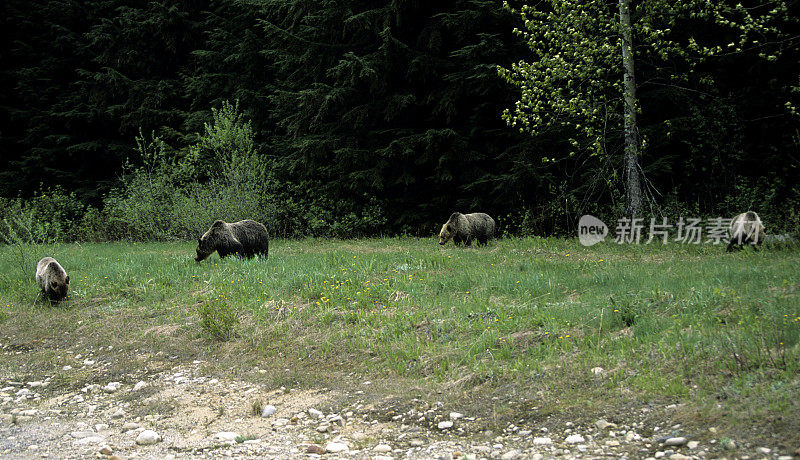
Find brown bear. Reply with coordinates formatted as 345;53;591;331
438;212;496;246
727;211;765;252
35;257;70;301
195;220;269;262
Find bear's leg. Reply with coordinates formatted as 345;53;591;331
726;238;735;252
219;241;244;258
727;236;746;252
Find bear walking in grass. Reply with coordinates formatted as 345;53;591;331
727;211;765;252
438;212;496;247
35;257;70;301
195;220;269;262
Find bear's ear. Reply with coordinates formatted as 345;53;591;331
197;238;202;244
446;225;452;232
65;275;70;284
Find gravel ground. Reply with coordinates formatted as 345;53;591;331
1;351;797;459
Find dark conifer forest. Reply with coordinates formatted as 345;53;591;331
1;0;799;240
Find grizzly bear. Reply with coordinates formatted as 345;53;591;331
438;212;496;246
35;257;70;301
727;211;765;252
195;220;269;262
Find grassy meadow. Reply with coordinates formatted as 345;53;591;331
1;237;799;440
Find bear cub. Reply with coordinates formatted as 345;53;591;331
36;257;70;301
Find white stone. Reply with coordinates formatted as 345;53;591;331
308;408;324;419
687;441;699;449
102;382;121;393
591;367;605;375
437;421;453;430
449;412;464;420
373;444;392;453
133;381;147;391
110;408;125;418
664;437;687;446
72;436;105;446
756;447;771;455
213;432;240;442
533;437;552;445
121;422;139;432
501;450;521;459
565;434;585;444
325;442;349;453
135;430;162;445
669;454;691;460
626;431;642;442
261;405;276;417
595;419;616;430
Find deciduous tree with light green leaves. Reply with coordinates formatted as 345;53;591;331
498;0;791;217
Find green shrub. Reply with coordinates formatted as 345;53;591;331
250;399;263;416
1;100;389;241
0;186;85;244
197;299;238;341
97;101;283;240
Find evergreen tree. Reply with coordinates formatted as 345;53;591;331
262;0;538;233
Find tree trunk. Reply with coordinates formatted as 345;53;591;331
619;0;643;217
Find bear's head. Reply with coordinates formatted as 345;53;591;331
439;223;455;245
195;220;226;262
47;268;69;301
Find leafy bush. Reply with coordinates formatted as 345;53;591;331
93;100;384;240
96;102;279;240
197;298;238;341
0;187;85;244
0;100;388;241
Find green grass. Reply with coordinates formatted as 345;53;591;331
1;237;799;439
